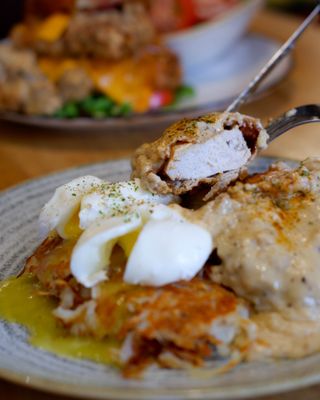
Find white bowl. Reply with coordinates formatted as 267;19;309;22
165;0;264;73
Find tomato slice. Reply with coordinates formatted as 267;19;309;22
150;90;174;109
176;0;197;29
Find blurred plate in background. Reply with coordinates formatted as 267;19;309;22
0;33;291;132
165;0;264;71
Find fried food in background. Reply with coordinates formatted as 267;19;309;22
64;7;154;60
56;67;93;102
13;3;155;60
0;0;183;117
37;44;181;113
0;45;61;115
146;0;240;33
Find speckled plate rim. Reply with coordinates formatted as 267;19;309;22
3;156;320;400
2;363;320;400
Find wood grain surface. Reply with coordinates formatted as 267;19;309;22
0;8;320;400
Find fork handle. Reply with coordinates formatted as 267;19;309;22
267;104;320;142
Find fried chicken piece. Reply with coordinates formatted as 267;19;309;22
148;45;181;90
27;80;63;115
33;39;66;58
202;158;320;320
131;112;268;199
11;3;155;60
125;44;181;92
10;21;67;58
0;44;39;79
0;78;62;115
57;67;93;102
0;44;61;115
64;3;155;60
0;80;29;113
181;158;320;362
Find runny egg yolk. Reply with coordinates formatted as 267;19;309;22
58;207;82;239
118;229;141;258
63;213;140;258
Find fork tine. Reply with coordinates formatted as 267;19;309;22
267;104;320;142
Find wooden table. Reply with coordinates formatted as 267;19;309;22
0;8;320;400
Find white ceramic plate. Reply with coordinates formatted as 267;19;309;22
2;156;320;400
165;0;264;71
0;34;292;132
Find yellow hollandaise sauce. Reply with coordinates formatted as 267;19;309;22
0;274;120;366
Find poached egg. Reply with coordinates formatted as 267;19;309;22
39;176;103;240
39;176;213;288
124;205;213;286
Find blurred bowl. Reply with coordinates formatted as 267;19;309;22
165;0;264;72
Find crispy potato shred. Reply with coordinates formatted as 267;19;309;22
25;235;251;377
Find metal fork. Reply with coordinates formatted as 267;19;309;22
225;3;320;143
226;4;320;113
266;104;320;142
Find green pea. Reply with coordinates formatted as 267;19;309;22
174;85;195;103
80;95;114;118
54;102;80;119
109;102;132;117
